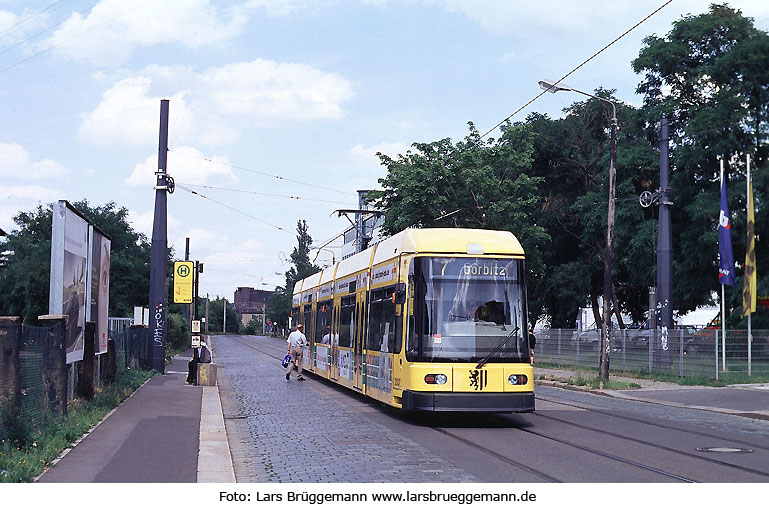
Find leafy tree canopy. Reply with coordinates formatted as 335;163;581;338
633;2;769;326
0;200;170;323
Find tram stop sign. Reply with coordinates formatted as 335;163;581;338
173;261;194;304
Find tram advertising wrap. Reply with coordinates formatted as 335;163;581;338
292;228;534;413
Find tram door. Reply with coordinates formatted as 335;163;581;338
353;289;367;391
304;303;314;374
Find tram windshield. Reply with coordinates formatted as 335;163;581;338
408;256;529;363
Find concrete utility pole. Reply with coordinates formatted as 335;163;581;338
656;118;673;368
148;99;171;374
599;109;618;380
205;293;209;334
223;299;227;333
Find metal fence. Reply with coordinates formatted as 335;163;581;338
1;317;148;442
109;318;147;373
535;328;769;380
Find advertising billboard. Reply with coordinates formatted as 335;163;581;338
50;201;112;363
87;226;111;354
50;201;89;364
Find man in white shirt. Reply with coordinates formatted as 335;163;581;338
286;324;307;381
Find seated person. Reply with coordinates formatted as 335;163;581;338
187;347;200;384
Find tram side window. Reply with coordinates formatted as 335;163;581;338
339;296;355;348
368;286;398;353
316;300;332;343
291;307;300;328
303;304;312;337
406;271;430;361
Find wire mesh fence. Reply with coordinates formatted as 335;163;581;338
1;317;148;442
536;328;769;381
1;320;67;440
109;318;147;373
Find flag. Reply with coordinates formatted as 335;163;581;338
718;169;737;287
742;165;756;315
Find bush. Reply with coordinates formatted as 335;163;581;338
166;313;190;354
244;316;262;335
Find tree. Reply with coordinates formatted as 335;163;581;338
266;287;292;331
367;122;550;326
527;96;658;328
284;220;320;291
244;316;262;335
0;205;53;323
0;200;172;323
632;3;769;326
206;296;240;333
267;220;320;331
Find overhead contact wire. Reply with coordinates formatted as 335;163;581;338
176;182;357;206
480;0;673;139
169;148;356;197
176;183;291;234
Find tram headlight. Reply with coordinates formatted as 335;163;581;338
425;374;448;385
508;374;528;385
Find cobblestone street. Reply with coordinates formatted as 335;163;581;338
216;335;479;483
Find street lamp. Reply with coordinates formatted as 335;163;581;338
539;79;618;380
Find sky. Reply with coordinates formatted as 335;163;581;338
1;0;768;303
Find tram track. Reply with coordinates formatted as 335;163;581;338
536;395;769;453
221;335;769;482
528;412;769;480
526;396;769;481
429;426;564;482
432;420;699;483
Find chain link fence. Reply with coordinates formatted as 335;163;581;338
536;328;769;380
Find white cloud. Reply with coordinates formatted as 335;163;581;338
79;60;354;146
127;207;181;239
0;142;68;180
365;1;769;38
0;184;63;231
348;142;406;191
350;142;409;166
42;0;249;66
201;60;353;122
0;7;54;44
125;146;238;188
78;76;192;146
244;0;337;17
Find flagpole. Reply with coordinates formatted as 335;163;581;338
747;154;752;376
721;283;726;371
720;160;727;372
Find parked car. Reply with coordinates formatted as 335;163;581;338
684;326;717;354
570;328;601;351
626;325;698;351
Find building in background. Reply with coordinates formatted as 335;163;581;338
233;287;273;326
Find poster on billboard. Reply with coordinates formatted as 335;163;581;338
50;201;90;364
87;226;111;354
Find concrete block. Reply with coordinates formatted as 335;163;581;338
197;363;217;386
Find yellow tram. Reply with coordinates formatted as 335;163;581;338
290;228;534;412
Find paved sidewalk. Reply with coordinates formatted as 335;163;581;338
36;346;234;483
534;366;769;421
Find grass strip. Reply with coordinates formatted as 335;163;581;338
0;367;154;483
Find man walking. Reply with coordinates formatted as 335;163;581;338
286;324;307;381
